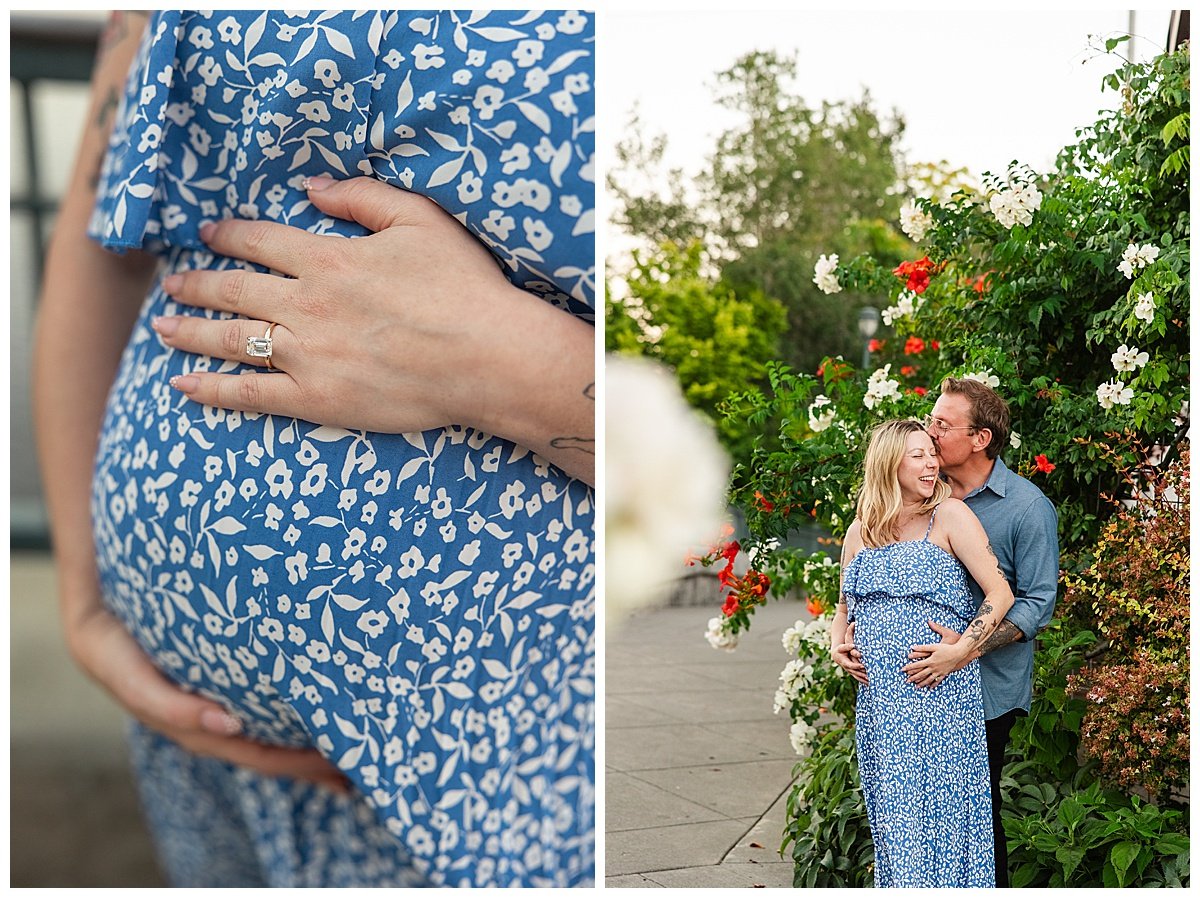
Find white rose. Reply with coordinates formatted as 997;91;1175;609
705;616;739;652
813;254;843;295
808;395;836;432
789;719;818;755
899;200;933;242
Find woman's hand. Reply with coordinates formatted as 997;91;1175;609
831;621;868;686
152;176;595;484
901;621;970;688
65;596;347;792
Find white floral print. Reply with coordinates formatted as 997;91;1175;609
88;10;594;889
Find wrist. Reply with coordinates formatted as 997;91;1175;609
468;287;594;448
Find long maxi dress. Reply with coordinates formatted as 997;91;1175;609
840;507;994;888
86;10;595;888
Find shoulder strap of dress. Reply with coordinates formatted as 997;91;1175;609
923;504;940;540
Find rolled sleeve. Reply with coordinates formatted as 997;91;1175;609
1006;496;1059;639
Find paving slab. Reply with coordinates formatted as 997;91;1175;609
607;722;783;773
619;686;776;725
606;660;732;694
605;819;753;876
634;758;798;820
606;771;727;831
605;873;665;887
606;598;811;886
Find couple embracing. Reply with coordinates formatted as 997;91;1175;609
831;377;1059;888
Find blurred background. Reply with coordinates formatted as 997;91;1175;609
10;10;163;886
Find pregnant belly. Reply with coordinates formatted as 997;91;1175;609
852;595;970;686
91;261;597;753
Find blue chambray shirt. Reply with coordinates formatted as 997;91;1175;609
960;457;1060;720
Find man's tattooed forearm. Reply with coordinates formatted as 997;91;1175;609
977;619;1023;656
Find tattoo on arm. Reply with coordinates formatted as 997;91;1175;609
962;601;994;646
548;382;595;456
977;619;1023;656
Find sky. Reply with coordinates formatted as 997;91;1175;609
601;9;1176;216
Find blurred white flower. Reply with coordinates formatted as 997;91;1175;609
962;370;1001;389
808;395;836;432
1009;431;1022;450
863;365;901;409
789;719;818;755
705;616;739;652
1134;291;1157;322
813;254;842;295
606;355;730;620
1111;344;1149;373
1096;379;1134;410
899;201;933;242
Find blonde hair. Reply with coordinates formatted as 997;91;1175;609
856;419;951;548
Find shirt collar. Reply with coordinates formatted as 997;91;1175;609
966;456;1009;500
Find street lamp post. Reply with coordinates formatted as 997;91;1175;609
858;306;880;369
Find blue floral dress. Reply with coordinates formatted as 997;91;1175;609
87;10;594;888
841;508;994;888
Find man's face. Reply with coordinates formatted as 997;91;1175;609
926;392;978;468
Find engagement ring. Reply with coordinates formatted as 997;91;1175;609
246;322;278;369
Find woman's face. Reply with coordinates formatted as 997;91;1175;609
897;429;940;502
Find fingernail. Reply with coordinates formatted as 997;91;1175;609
170;374;200;394
200;709;243;735
200;221;217;241
162;274;183;294
153;316;178;337
303;176;335;191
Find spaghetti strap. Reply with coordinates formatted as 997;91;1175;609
923;504;941;540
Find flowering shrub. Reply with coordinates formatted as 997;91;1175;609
713;42;1189;887
1062;449;1189;799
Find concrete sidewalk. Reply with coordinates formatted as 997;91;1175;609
605;598;807;888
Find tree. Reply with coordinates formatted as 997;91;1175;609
605;241;787;460
609;50;913;380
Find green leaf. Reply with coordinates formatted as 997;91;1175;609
1155;832;1190;856
1110;840;1141;885
1055;846;1087;881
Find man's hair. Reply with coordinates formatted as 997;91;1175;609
939;377;1010;460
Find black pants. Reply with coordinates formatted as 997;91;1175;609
985;709;1023;888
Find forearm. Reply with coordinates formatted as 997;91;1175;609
830;603;849;652
469;286;595;485
32;10;155;628
954;590;1017;663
